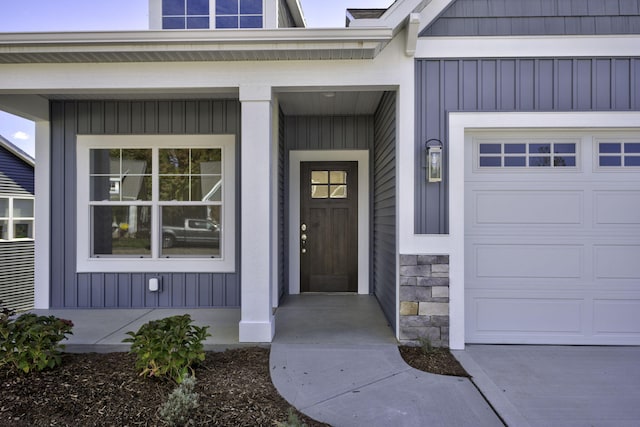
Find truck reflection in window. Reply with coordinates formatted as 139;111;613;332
161;218;220;257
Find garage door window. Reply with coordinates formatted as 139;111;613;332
598;142;640;167
478;141;577;168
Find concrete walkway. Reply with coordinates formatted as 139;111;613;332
455;345;640;427
270;295;502;427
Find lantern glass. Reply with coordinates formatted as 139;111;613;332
427;147;442;182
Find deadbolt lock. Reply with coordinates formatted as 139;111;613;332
301;223;307;231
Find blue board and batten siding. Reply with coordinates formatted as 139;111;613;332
49;100;241;308
373;92;397;329
416;0;640;234
421;0;640;36
0;146;34;196
415;57;640;233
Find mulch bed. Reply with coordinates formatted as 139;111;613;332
398;346;470;377
0;346;468;426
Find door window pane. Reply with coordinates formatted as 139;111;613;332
311;171;328;184
330;185;347;198
330;171;347;184
311;185;329;199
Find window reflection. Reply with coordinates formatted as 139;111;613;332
161;206;221;257
92;205;152;256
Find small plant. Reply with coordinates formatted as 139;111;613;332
418;335;435;355
0;301;74;373
159;375;199;427
274;408;308;427
123;314;210;383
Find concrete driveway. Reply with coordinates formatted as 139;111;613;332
454;345;640;427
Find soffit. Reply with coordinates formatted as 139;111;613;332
0;28;392;64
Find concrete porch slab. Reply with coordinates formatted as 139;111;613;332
30;308;242;352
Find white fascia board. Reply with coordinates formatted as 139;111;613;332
416;35;640;58
0;28;392;46
0;28;393;62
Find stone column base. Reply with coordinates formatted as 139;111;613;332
399;254;450;348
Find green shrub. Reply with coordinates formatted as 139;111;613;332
159;374;199;427
418;335;434;355
123;314;210;383
275;408;308;427
0;301;74;373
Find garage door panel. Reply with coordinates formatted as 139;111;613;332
473;244;583;279
594;191;640;225
473;191;583;225
594;245;640;280
465;131;640;345
593;298;640;334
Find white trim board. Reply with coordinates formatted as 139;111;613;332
288;150;370;295
416;35;640;58
446;111;640;350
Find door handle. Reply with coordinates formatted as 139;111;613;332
301;223;307;254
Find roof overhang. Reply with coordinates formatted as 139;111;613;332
0;28;393;63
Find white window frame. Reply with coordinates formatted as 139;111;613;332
76;135;235;273
0;195;35;241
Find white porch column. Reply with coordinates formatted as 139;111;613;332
34;120;50;308
238;85;275;342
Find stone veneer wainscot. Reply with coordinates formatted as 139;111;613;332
399;255;450;347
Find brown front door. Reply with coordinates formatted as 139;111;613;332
300;161;358;292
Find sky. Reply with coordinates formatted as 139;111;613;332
0;0;394;158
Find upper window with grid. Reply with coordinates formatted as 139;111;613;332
162;0;210;29
216;0;263;28
478;141;577;169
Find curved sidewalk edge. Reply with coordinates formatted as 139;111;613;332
270;343;503;427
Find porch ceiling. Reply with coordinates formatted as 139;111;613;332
278;91;384;115
0;28;392;63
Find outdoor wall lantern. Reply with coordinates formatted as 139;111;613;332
425;138;443;182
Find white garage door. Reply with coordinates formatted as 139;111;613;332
465;131;640;345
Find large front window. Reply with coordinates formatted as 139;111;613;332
0;196;34;240
77;135;235;273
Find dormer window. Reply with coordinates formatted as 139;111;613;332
161;0;263;29
216;0;263;28
162;0;210;29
